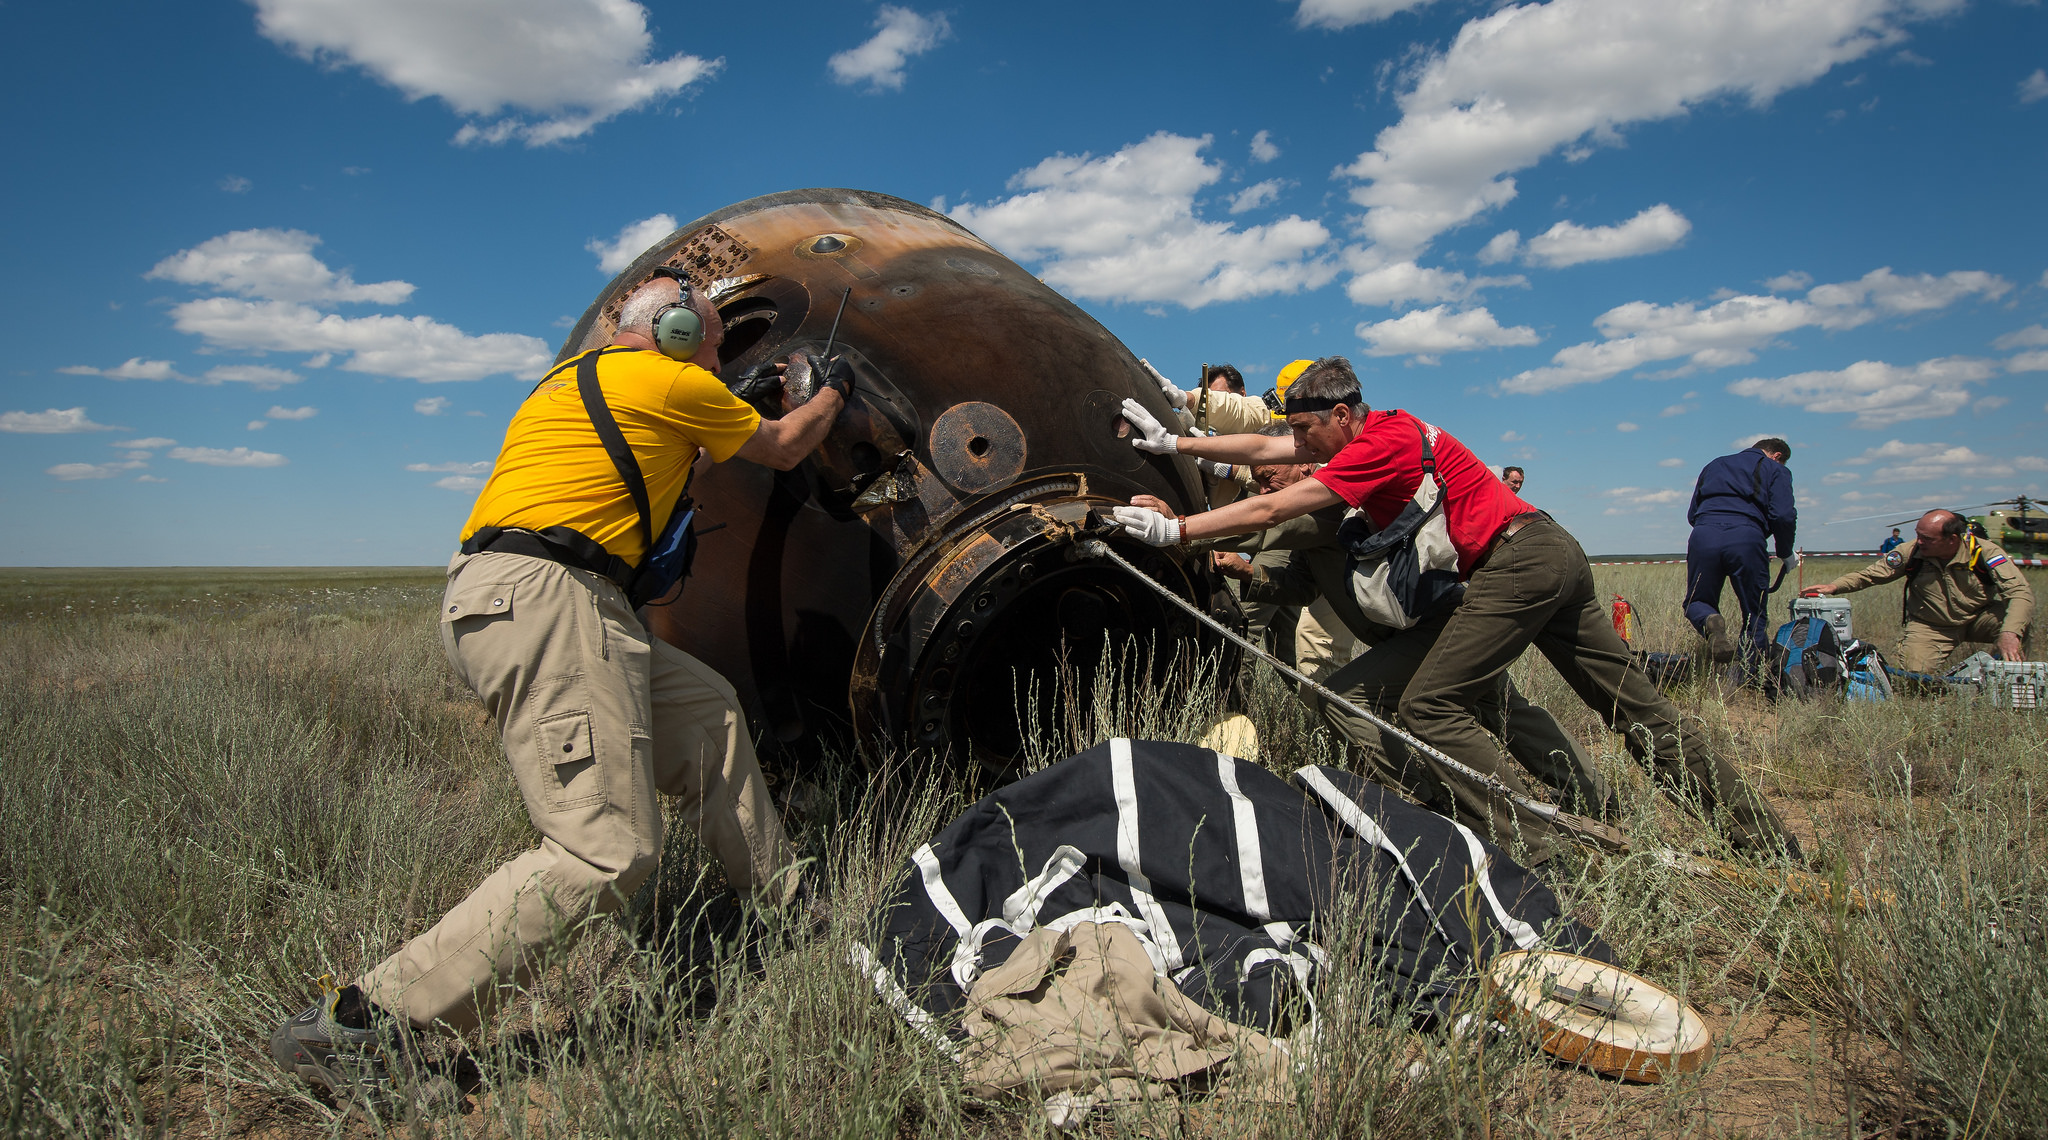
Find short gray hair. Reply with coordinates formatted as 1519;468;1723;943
1286;356;1368;423
617;275;711;338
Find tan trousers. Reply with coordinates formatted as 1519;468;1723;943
1294;597;1359;681
1898;611;2010;674
358;551;795;1033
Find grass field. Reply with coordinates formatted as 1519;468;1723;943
3;559;2045;1138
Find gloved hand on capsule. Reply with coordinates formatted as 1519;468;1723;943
1111;505;1182;547
1139;358;1189;410
1119;398;1178;454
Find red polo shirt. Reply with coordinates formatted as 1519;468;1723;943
1311;410;1534;577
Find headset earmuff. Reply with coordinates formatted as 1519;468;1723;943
646;267;704;362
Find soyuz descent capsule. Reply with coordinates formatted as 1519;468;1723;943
557;188;1229;773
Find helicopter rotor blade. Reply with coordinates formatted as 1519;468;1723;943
1821;502;2006;527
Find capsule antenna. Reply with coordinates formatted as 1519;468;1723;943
821;286;852;359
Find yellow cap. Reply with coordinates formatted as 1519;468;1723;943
1276;359;1313;398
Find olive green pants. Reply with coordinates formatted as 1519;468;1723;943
1308;607;1609;866
357;551;796;1034
1396;519;1796;862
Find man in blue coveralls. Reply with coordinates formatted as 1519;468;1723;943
1686;437;1796;672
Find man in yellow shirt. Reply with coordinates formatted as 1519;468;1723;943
271;268;846;1111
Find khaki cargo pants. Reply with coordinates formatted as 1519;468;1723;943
1898;610;2013;674
358;551;795;1033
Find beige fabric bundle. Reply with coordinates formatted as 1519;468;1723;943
960;921;1293;1109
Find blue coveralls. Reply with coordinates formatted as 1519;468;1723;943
1684;448;1796;657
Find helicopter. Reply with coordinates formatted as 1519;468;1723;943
1973;496;2048;557
1833;496;2048;556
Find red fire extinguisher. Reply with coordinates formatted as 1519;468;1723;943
1611;595;1635;644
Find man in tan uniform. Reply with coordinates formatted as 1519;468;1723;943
1804;508;2034;673
270;269;847;1111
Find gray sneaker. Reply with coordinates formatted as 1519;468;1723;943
269;977;453;1116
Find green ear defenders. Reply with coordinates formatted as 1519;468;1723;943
646;267;704;362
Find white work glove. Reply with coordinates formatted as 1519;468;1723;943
1139;358;1188;410
1781;552;1801;570
1195;457;1235;479
1119;398;1178;454
1111;505;1183;547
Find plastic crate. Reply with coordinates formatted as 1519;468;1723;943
1788;596;1853;643
1947;653;2048;709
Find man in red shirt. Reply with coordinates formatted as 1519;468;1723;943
1112;357;1798;865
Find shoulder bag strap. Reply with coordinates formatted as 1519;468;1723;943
575;351;655;568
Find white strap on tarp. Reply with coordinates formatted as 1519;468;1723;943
1447;821;1540;950
1213;749;1299;949
1296;766;1458;952
1110;738;1186;971
848;941;962;1060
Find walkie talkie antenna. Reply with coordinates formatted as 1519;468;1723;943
821;287;852;359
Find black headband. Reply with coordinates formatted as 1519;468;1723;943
1283;391;1360;415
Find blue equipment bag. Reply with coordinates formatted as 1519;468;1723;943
1839;639;1894;702
1768;616;1845;701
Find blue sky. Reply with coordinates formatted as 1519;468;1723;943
2;0;2044;563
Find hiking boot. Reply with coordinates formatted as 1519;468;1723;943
1702;614;1735;663
270;977;455;1117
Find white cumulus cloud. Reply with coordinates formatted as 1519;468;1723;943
1294;0;1440;28
949;132;1337;308
168;298;549;382
1993;325;2048;351
1229;180;1289;214
203;365;302;389
266;405;319;420
1658;457;1685;467
1476;230;1521;265
829;6;950;91
2020;69;2048;104
47;460;147;481
1355;305;1539;360
1335;0;1956;258
113;437;176;449
59;358;187;381
1521;204;1692;268
1616;421;1640;432
1342;248;1524;307
1249;130;1280;163
587;213;677;275
415;396;451;415
168;446;288;468
405;460;493;474
1603;486;1686;515
1726;356;1999;429
1501;266;2008;394
435;475;487;491
252;0;720;146
1836;440;2048;485
2;407;120;434
147;229;413;304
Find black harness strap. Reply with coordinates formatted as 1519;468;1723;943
576;351;657;566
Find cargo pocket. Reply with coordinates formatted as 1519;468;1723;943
534;709;606;811
443;581;515;623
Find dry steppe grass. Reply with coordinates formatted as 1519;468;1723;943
2;560;2044;1138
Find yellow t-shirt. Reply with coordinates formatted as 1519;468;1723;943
461;346;761;565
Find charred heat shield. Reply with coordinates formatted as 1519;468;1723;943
558;188;1233;776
